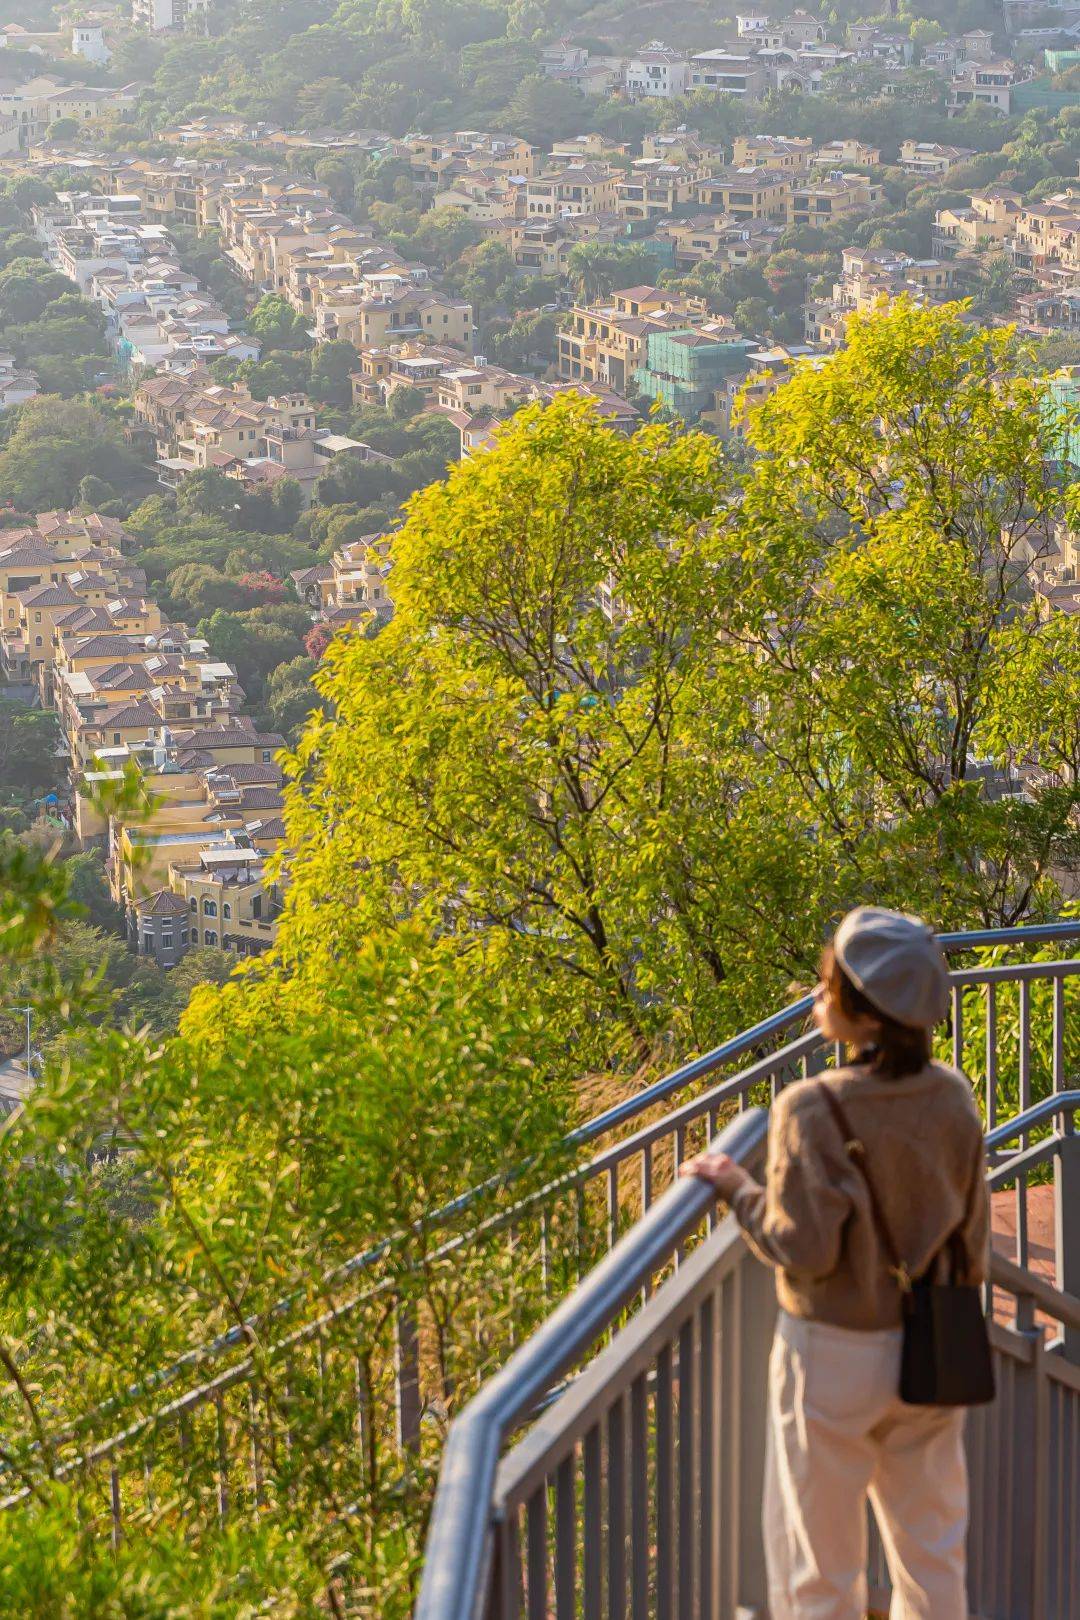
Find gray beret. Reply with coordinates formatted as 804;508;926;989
833;906;950;1030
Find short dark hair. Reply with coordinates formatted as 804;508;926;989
820;942;931;1080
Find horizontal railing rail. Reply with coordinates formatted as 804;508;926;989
50;921;1080;1413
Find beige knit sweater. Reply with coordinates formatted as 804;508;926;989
730;1061;990;1331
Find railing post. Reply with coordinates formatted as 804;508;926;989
736;1255;776;1617
395;1307;422;1453
1054;1133;1080;1363
1005;1326;1049;1619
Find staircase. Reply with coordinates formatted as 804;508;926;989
416;926;1080;1620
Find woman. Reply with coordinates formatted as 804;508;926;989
682;906;989;1620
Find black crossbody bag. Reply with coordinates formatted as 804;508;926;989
818;1084;995;1408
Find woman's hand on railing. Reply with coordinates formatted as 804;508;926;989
679;1151;756;1202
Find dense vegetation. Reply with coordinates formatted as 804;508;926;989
2;304;1080;1611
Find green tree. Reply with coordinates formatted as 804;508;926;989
498;73;589;146
0;398;142;513
0;703;62;801
247;293;311;352
279;307;1080;1064
0;259;77;325
734;296;770;334
264;653;320;738
308;338;360;408
386;383;425;421
64;851;125;936
565;240;659;303
195;607;304;699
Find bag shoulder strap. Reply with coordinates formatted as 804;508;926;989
816;1082;913;1293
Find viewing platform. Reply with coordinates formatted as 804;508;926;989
417;923;1080;1620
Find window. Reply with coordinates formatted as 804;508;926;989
252;896;262;919
203;898;217;917
204;929;218;946
262;750;272;763
113;732;121;744
223;903;232;920
189;896;197;911
35;637;42;647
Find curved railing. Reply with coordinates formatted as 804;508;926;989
419;1090;1080;1620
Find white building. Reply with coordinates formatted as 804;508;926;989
132;0;213;30
624;43;691;99
72;23;110;65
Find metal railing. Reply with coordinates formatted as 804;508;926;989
420;1093;1080;1620
4;923;1080;1554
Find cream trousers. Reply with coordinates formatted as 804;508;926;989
764;1311;969;1620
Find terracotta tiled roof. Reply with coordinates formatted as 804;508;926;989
207;762;283;786
84;700;162;731
14;583;83;608
238;786;285;810
250;816;286;839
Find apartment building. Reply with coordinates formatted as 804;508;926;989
403;132;539;186
932;188;1023;255
102;158;251;233
948;59;1019;115
616;159;710;222
557;285;712;393
526;163;620;218
1016;289;1080;331
787;172;882;227
0;513;146;685
1011;193;1080;277
291;532;394;628
731;134;813;172
134;374;316;467
132;0;213;31
0;76;137;147
550;133;632;163
103;274;260;375
898;140;977;176
688;51;769;99
59;633;244;768
708;343;823;438
633;326;757;423
640;132;713;164
349;341;466;406
833;247;955;313
159;852;282;961
809;138;882;167
494;212;626;277
654;213;784;269
433;364;531;415
432;170;523;220
76;726;285;913
318;284;472;350
623;44;691;98
696;167;792;221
